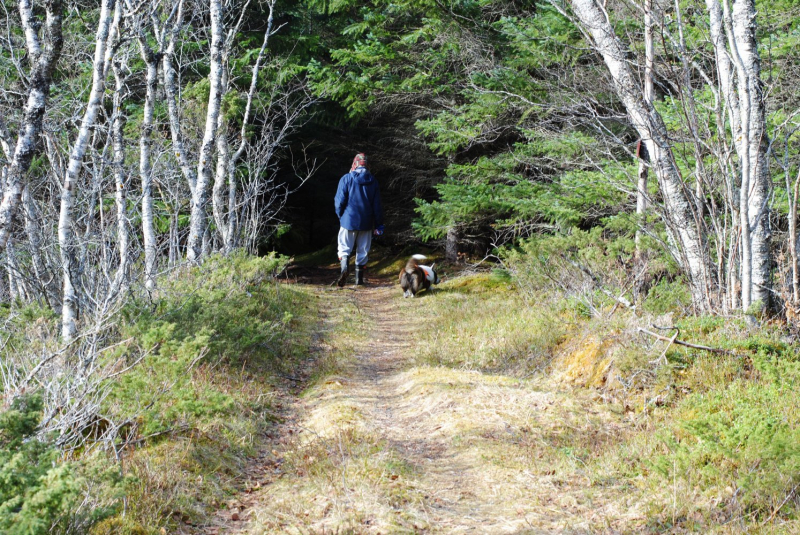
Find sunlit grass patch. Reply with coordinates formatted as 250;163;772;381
402;273;567;374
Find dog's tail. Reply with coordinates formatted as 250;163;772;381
405;254;426;274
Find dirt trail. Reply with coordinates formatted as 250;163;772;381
204;272;639;534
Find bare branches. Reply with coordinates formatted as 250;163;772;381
0;0;312;451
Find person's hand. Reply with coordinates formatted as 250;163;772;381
374;225;385;236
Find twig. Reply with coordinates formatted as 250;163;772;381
638;327;730;354
649;328;679;365
764;483;799;525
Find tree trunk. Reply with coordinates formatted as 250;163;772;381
725;0;771;311
58;0;115;342
139;53;159;290
789;169;800;309
187;0;225;262
162;0;198;197
213;66;231;252
0;0;64;253
169;211;179;267
446;226;461;263
109;63;130;300
635;0;654;260
568;0;715;311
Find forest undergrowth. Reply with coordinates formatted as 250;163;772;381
4;250;800;533
0;254;323;534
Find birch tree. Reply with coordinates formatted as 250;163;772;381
161;0;198;198
213;1;277;254
133;8;163;291
186;0;225;262
563;0;716;311
723;0;771;311
107;49;132;303
58;0;117;341
0;0;64;253
634;0;655;301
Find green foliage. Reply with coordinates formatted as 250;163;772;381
0;395;124;534
642;278;692;315
109;253;296;436
413;141;631;240
0;252;319;532
654;350;800;516
304;0;481;118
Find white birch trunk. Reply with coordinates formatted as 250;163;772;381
720;0;771;311
138;51;159;290
706;0;740;135
0;0;64;252
169;211;179;267
108;64;130;301
213;67;231;251
635;0;654;260
787;168;800;309
186;0;225;262
568;0;715;311
707;0;741;311
58;0;115;342
162;0;198;197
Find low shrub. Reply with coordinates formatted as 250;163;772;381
0;394;126;534
651;349;800;519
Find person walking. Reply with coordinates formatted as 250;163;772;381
335;153;384;287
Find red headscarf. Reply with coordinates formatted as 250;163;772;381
350;153;368;172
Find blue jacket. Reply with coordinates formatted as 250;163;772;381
335;167;384;231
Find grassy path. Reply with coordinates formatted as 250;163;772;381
205;270;640;534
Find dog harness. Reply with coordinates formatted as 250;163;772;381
419;265;436;283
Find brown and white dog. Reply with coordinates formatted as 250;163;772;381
399;254;440;298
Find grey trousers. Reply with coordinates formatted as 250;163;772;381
337;228;372;266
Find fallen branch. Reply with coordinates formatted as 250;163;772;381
637;327;731;354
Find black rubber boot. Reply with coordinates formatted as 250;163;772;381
355;265;366;286
337;255;349;287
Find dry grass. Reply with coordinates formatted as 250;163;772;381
242;278;649;534
234;271;800;534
